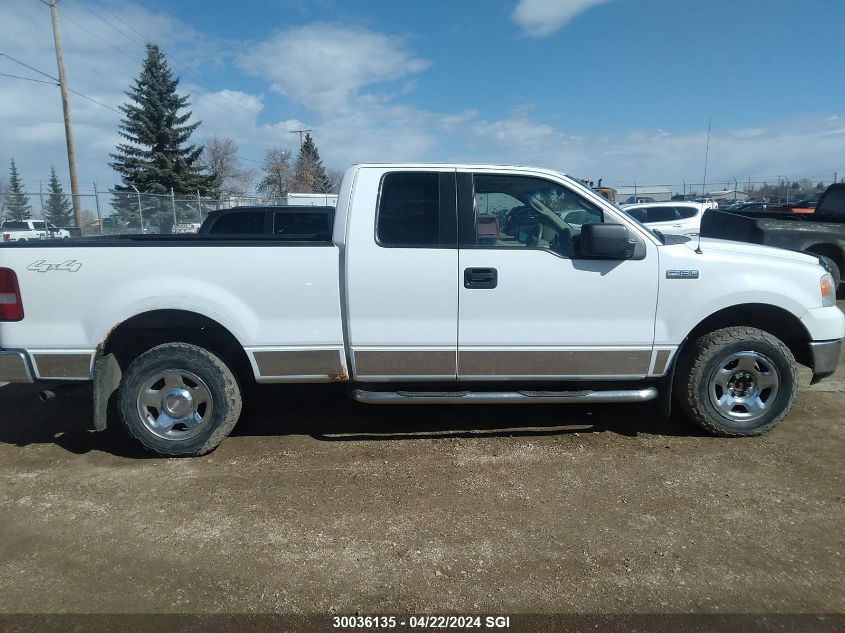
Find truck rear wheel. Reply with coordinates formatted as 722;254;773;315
117;342;242;456
675;326;798;437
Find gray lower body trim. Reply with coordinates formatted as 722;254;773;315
458;349;651;377
0;350;34;383
353;388;658;405
253;349;345;380
651;349;674;375
354;350;455;377
809;339;842;377
31;353;93;380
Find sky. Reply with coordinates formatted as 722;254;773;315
1;0;844;196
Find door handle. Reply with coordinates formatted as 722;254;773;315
464;267;498;289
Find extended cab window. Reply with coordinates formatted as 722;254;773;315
377;172;439;246
472;174;602;257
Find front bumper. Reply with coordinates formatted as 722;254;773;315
809;339;842;383
0;350;34;383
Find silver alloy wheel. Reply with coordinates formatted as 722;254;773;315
135;369;214;441
708;351;780;422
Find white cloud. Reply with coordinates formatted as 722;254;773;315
237;24;429;114
511;0;615;38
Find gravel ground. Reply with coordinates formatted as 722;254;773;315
0;306;843;619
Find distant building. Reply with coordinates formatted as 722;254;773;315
287;193;338;207
614;186;672;203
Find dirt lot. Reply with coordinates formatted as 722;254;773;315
1;308;843;620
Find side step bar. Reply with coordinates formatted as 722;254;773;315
352;388;658;405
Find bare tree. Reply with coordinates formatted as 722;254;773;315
257;147;294;198
200;136;255;197
327;169;344;194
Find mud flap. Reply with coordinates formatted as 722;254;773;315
92;352;121;431
655;361;677;418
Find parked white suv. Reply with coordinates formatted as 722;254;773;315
1;220;71;241
621;202;710;237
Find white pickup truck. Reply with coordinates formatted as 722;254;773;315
0;164;842;456
1;219;72;242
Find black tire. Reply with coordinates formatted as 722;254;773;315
818;255;841;289
674;326;798;437
117;342;242;456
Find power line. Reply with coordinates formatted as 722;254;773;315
68;0;147;51
88;0;153;45
0;52;57;80
0;51;120;114
56;7;143;64
0;71;57;85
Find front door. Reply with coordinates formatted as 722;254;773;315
457;171;659;380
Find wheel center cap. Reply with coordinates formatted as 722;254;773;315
163;388;193;418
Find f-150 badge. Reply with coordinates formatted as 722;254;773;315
666;269;699;279
27;259;82;273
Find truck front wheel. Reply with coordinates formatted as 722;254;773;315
117;342;242;456
675;327;798;436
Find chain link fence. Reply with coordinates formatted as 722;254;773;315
2;178;840;238
2;190;288;237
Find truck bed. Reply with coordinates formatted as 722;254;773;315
0;238;346;382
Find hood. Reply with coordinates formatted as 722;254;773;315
682;237;821;266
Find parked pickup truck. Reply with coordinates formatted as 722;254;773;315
2;220;72;241
700;183;845;287
0;164;842;456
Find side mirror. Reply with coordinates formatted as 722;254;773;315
577;223;636;259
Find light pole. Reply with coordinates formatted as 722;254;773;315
130;184;144;232
778;176;789;205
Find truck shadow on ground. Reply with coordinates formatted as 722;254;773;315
0;381;705;457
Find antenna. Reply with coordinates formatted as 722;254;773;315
696;115;711;254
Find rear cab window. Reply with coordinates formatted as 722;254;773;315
376;172;456;247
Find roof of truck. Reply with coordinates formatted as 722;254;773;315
350;163;571;176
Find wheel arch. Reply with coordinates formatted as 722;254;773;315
804;242;844;270
101;309;254;382
681;303;812;368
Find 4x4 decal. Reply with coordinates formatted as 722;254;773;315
27;259;82;273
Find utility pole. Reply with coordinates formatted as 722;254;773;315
289;129;312;148
48;0;83;234
701;115;711;201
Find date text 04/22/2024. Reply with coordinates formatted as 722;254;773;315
332;615;511;628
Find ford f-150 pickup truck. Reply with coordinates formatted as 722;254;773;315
0;164;842;456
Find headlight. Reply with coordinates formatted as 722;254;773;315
820;273;836;307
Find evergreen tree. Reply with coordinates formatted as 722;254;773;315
110;44;212;227
44;166;73;227
5;159;31;221
293;133;331;193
